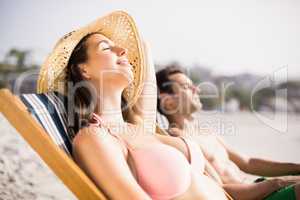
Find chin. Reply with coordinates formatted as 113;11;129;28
192;98;202;110
189;102;202;114
196;102;202;111
115;68;133;84
119;78;132;89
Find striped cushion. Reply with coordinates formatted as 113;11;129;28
156;112;169;130
20;92;73;157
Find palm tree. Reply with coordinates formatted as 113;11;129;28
5;48;31;70
0;48;33;89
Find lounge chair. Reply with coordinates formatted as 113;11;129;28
0;88;106;200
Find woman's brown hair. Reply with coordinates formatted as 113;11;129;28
66;32;98;135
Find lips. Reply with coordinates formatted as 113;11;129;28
117;58;129;65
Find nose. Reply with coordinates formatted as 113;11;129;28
113;46;127;57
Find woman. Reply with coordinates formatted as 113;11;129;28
37;11;231;200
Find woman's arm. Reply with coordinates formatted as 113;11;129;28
133;41;157;115
72;126;151;200
130;41;157;127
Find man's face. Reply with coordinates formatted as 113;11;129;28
166;73;202;115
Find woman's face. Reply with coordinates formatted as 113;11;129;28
81;33;133;90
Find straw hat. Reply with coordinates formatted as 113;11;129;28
37;10;145;106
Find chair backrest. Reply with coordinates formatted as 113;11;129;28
20;92;73;156
155;112;170;135
156;111;169;129
0;89;106;200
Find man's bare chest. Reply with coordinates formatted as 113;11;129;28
193;135;229;162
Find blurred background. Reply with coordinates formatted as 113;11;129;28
1;0;300;112
0;1;299;199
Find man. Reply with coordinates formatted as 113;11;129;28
156;65;300;200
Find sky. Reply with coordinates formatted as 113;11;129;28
1;0;300;79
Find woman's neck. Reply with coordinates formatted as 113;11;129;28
94;87;124;124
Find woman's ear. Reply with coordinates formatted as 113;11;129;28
78;63;91;80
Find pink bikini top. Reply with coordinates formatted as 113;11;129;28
90;113;206;200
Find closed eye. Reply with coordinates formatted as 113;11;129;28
98;41;112;51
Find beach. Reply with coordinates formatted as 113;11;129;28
0;112;299;199
0;113;76;200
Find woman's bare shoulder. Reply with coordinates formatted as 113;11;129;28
71;126;149;200
72;125;126;157
73;126;106;146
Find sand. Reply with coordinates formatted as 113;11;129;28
0;114;76;200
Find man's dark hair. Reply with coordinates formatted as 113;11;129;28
156;65;185;114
